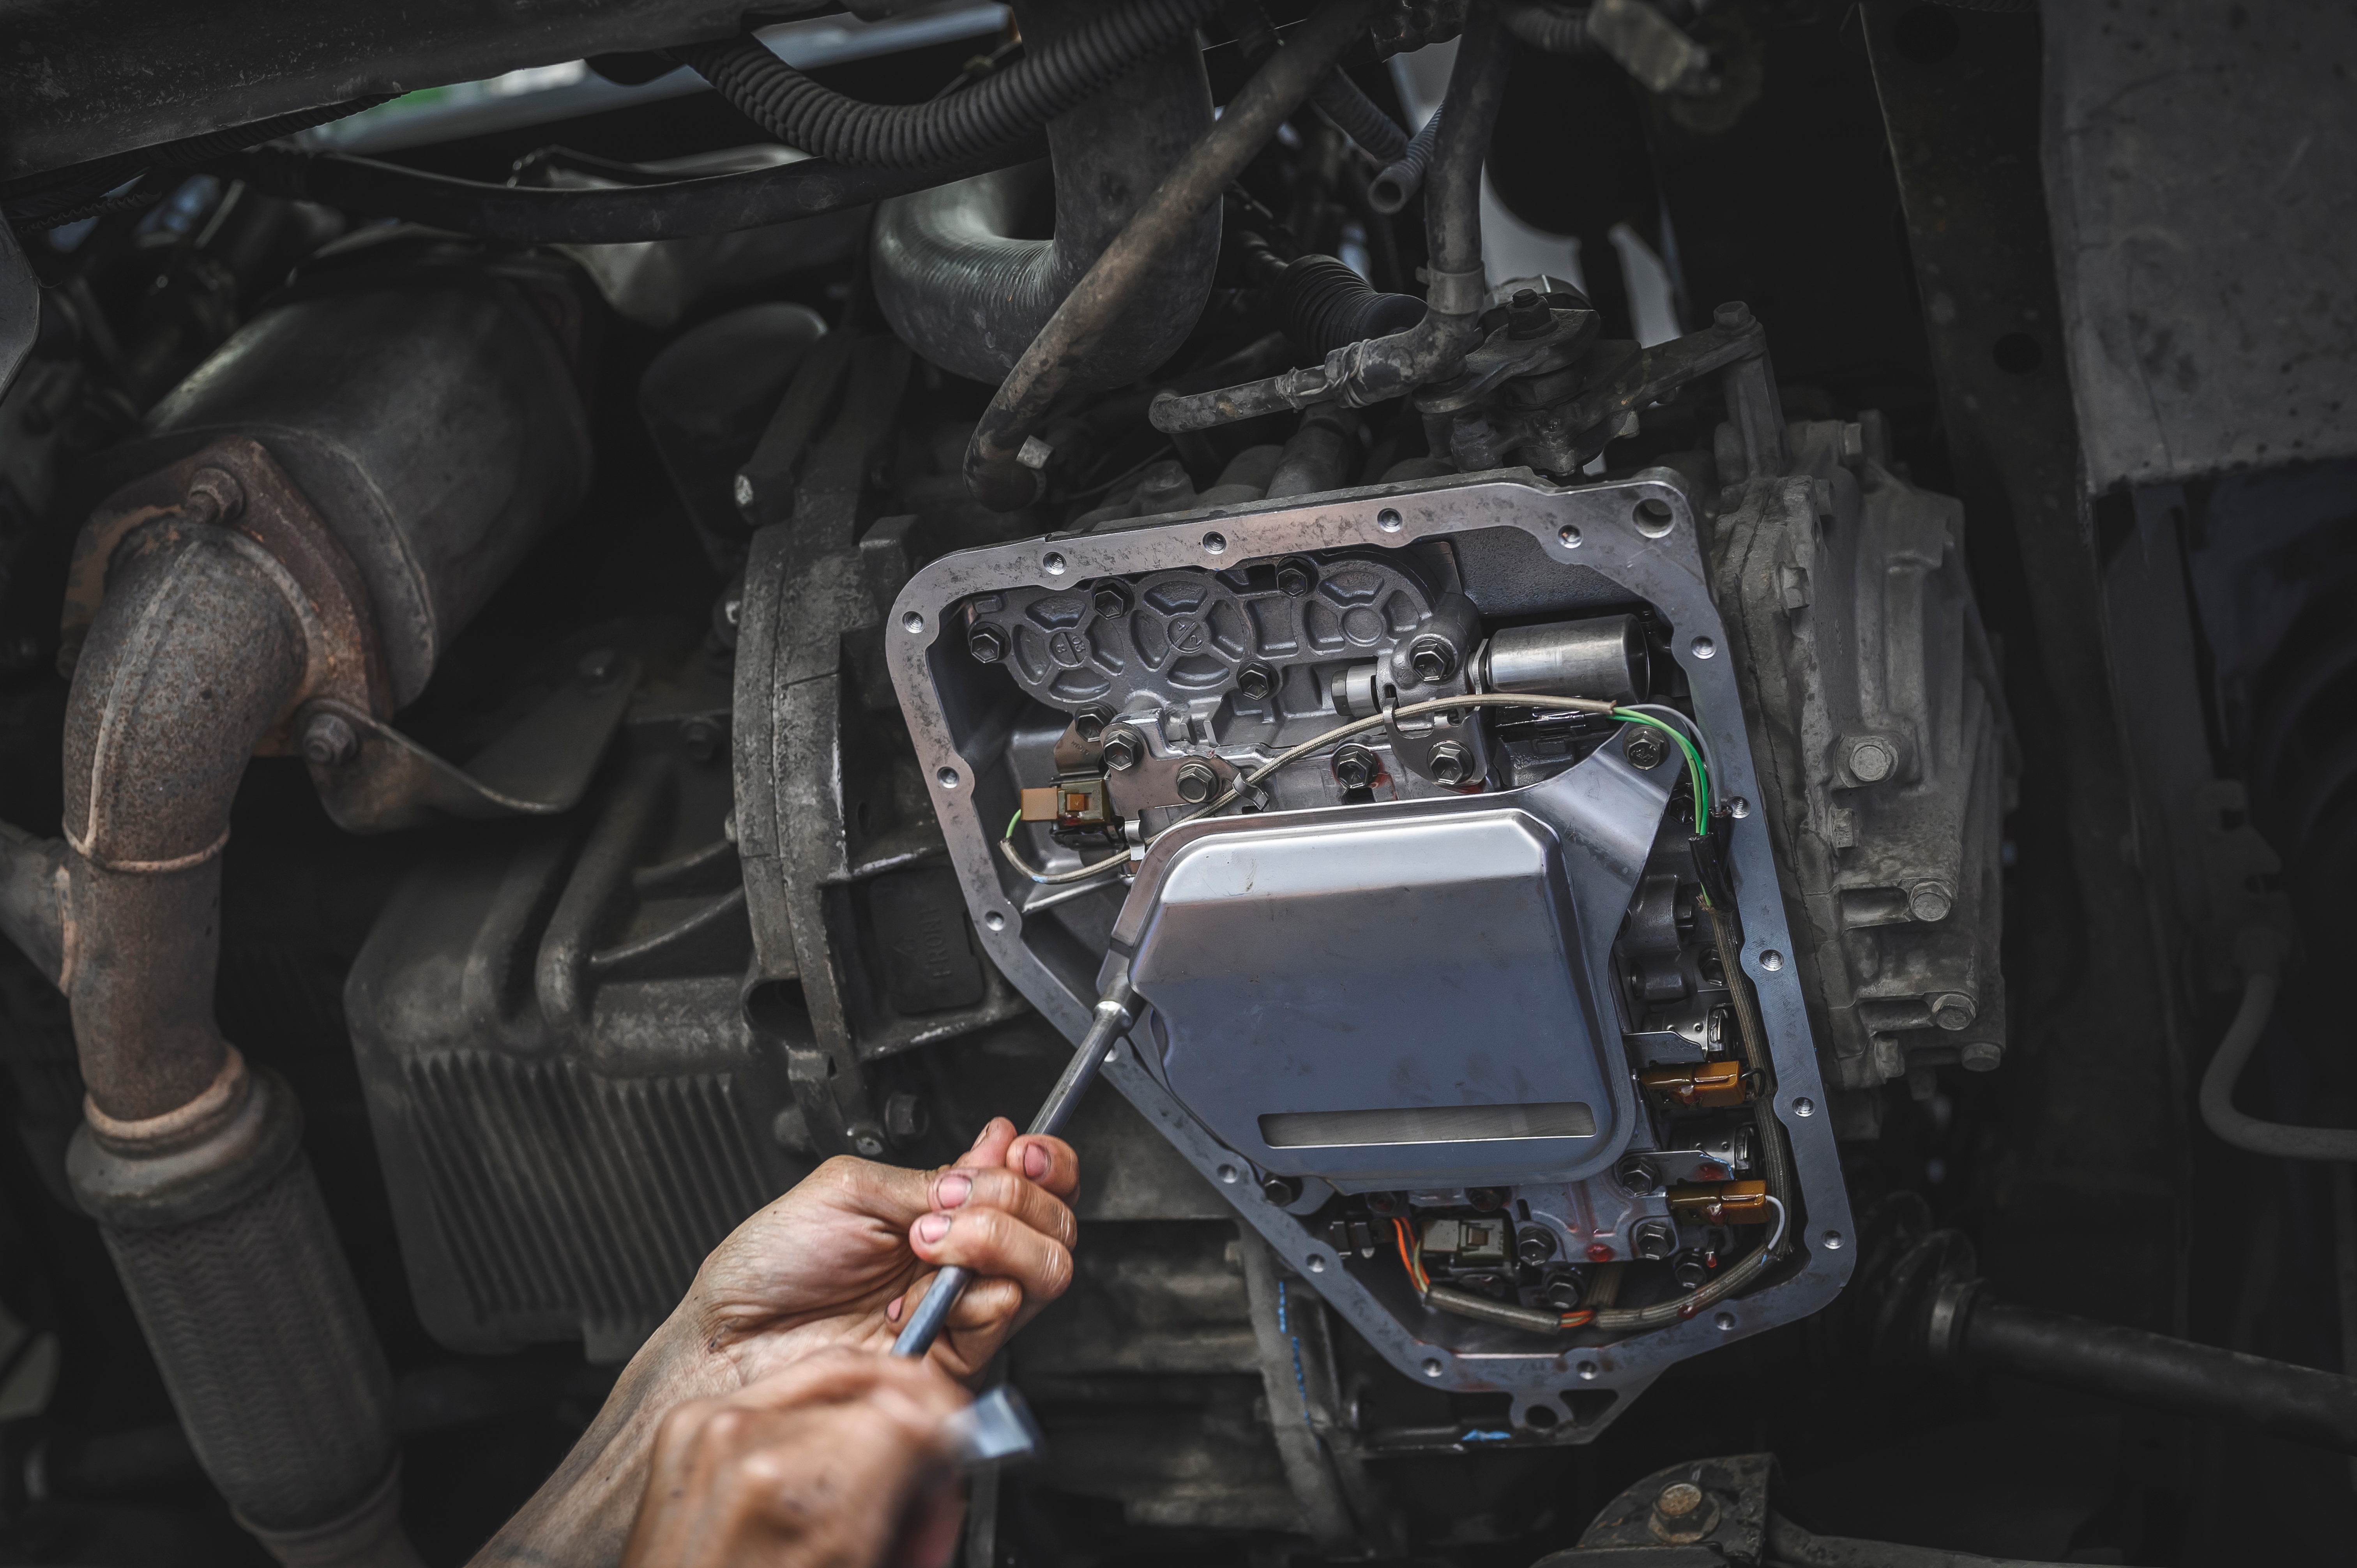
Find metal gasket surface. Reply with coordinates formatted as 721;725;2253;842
886;466;1855;1438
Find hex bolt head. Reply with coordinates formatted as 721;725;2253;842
1670;1249;1712;1290
1091;582;1131;619
1466;1187;1506;1212
1174;761;1219;804
1615;1154;1659;1195
1631;1217;1678;1260
1650;1480;1720;1545
1332;743;1378;791
849;1122;887;1158
1429;740;1473;786
1235;662;1276;701
1714;300;1755;331
968;624;1008;664
883;1092;929;1141
1931;991;1977;1030
1516;1226;1558;1266
1908;880;1955;922
1261;1174;1302;1205
1276;558;1316;597
1540;1270;1588;1311
1073;709;1111;742
300;712;359;769
1101;728;1143;771
1407;637;1456;683
1960;1040;2004;1072
1848;736;1896;782
1507;288;1550;339
1624;730;1668;770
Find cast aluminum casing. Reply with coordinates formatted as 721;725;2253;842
886;468;1855;1436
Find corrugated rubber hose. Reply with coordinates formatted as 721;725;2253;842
673;0;1222;169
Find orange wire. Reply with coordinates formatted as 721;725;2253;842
1391;1217;1429;1294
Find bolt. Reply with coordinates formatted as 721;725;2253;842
1407;637;1456;683
1650;1481;1719;1545
1516;1226;1558;1266
1961;1040;2003;1072
883;1093;929;1141
1175;761;1219;804
1507;288;1551;339
849;1122;887;1158
578;648;622;688
1632;1217;1678;1261
1332;743;1378;791
1466;1187;1505;1212
1276;559;1316;597
733;473;755;510
1714;300;1754;331
1931;992;1977;1030
1541;1270;1588;1310
1235;662;1276;701
1624;730;1668;770
681;717;723;763
1615;1154;1659;1194
1101;728;1143;771
1262;1174;1301;1205
968;624;1008;664
1429;740;1474;786
183;467;244;524
1074;709;1110;742
1670;1249;1712;1290
1848;736;1896;782
300;712;359;769
1091;582;1131;618
1367;1192;1401;1217
1908;881;1955;922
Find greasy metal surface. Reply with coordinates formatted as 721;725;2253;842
2042;1;2357;489
0;0;816;183
0;220;34;406
886;468;1855;1434
1550;1451;1773;1564
1118;741;1668;1189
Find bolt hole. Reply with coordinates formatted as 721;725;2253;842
1559;524;1583;548
1307;1254;1329;1273
1421;1358;1444;1378
1992;332;2044;375
1376;508;1404;533
1633;498;1675;537
901;610;925;634
1520;1403;1560;1430
1689;636;1717;660
1714;1311;1737;1332
1822;1229;1845;1250
1217;1164;1239;1184
982;910;1006;931
1758;949;1785;972
1201;531;1227;556
1042;551;1067;576
936;766;960;789
1791;1096;1816;1118
1575;1359;1600;1381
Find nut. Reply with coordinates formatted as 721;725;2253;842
968;624;1008;663
883;1092;929;1141
300;712;359;769
1624;730;1668;770
1261;1174;1302;1205
1516;1226;1558;1266
1091;582;1131;618
1235;662;1276;701
1174;761;1219;804
1615;1154;1659;1195
1073;709;1110;742
1101;728;1143;771
1507;288;1550;339
1332;743;1379;791
1276;558;1316;597
1406;636;1457;683
1650;1480;1721;1545
1428;740;1474;786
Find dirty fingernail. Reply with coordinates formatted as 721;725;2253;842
937;1172;972;1208
1023;1144;1050;1180
916;1213;951;1243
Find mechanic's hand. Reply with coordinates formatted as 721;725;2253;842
682;1116;1080;1385
620;1348;968;1568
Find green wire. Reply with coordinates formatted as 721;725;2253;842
1005;809;1022;840
1612;708;1709;834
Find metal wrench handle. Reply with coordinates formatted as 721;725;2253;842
890;970;1137;1360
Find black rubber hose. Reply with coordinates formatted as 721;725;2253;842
1961;1294;2357;1454
211;142;1038;246
673;0;1220;170
1367;102;1442;215
1498;0;1592;53
1271;254;1423;356
871;0;1218;392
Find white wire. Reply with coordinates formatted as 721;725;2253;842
1622;702;1717;799
1762;1194;1788;1254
